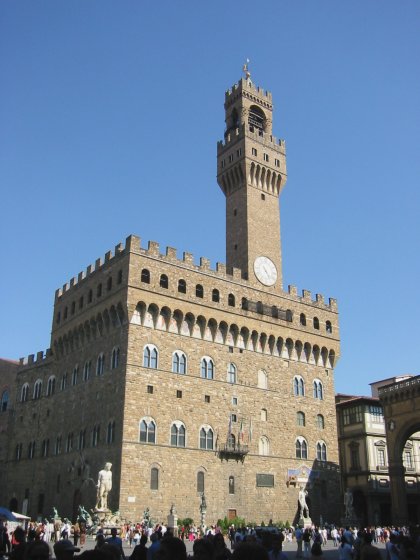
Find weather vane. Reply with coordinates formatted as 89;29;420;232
242;58;251;81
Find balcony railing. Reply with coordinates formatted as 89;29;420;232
218;443;249;462
378;375;420;395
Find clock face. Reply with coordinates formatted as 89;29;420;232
254;256;277;286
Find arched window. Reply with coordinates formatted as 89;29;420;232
259;436;270;456
151;467;159;490
72;365;79;386
64;306;68;319
107;277;112;291
172;351;187;374
88;289;93;303
178;279;186;294
317;414;325;429
83;361;91;381
66;432;74;453
197;471;205;493
111;347;120;369
227;433;236;449
141;269;150;284
313;380;323;400
42;439;49;458
258;370;268;389
117;269;123;284
212;289;220;302
61;373;68;391
317;442;327;462
294;376;305;396
228;293;235;307
313;317;320;330
201;357;214;380
97;283;102;297
28;441;36;459
241;297;248;310
92;424;100;447
199;426;214;450
96;353;105;376
46;376;56;397
160;274;168;289
229;476;235;494
227;363;237;384
297;411;306;427
33;380;43;400
15;444;22;461
171;422;186;447
21;383;29;403
143;345;158;369
196;284;204;298
248;104;266;133
326;321;333;334
78;429;86;450
71;301;76;315
139;418;156;444
1;390;9;412
300;313;306;326
54;436;62;455
296;437;308;459
107;421;116;444
261;408;267;422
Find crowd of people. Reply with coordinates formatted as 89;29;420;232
1;519;420;560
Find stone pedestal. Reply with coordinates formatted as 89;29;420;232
341;515;358;528
298;516;312;529
167;514;178;537
200;510;207;536
92;509;121;534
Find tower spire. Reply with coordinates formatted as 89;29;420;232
217;78;287;290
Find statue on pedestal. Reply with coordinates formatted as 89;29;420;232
344;488;354;518
168;504;178;537
199;493;207;536
95;462;112;511
298;487;309;519
143;507;151;528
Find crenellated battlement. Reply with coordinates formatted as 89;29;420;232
217;124;285;152
225;78;273;104
55;234;337;312
19;348;52;368
55;241;125;299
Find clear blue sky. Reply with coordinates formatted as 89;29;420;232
1;1;419;396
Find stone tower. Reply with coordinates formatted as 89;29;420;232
217;76;287;290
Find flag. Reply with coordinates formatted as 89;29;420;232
249;418;253;443
228;415;232;437
239;419;244;441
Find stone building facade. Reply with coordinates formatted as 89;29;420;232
1;75;341;525
336;377;420;526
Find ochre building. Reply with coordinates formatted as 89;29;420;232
1;75;341;525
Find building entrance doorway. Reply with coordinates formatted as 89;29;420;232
228;509;237;521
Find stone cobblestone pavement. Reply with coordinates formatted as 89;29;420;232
69;536;387;559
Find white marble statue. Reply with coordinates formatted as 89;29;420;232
298;487;309;518
96;462;112;510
